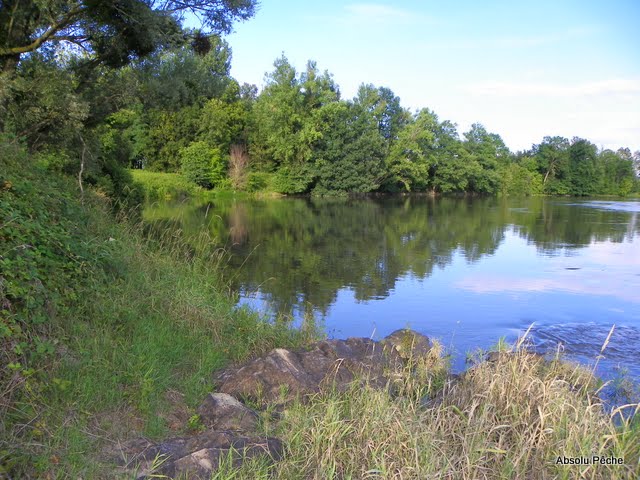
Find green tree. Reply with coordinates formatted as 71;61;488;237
3;54;88;149
532;136;570;194
567;138;600;196
0;0;255;73
180;140;226;188
598;148;637;195
385;109;469;193
462;123;509;194
128;41;233;111
354;84;410;144
250;56;339;193
499;160;544;196
198;91;248;155
311;101;386;194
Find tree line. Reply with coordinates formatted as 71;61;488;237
1;1;638;199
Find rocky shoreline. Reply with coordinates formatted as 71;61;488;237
111;329;436;479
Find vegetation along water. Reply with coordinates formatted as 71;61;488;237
1;0;639;478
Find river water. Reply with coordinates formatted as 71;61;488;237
143;196;640;391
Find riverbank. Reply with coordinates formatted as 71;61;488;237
130;170;284;202
0;145;317;478
1;147;638;478
118;330;640;479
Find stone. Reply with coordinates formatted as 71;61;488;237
111;330;436;478
197;393;259;432
381;329;432;361
213;336;407;404
113;430;282;480
213;332;433;405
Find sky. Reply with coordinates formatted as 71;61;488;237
222;0;640;153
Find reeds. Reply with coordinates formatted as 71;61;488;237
252;338;640;479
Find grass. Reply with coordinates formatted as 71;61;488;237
212;345;638;480
0;144;319;478
130;169;202;202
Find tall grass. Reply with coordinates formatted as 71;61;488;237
1;149;319;478
213;344;639;479
130;169;201;201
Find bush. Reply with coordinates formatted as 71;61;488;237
245;171;272;192
180;141;227;189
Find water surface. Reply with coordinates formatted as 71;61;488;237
144;196;640;387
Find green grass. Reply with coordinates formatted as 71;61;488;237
130;169;201;201
0;143;319;478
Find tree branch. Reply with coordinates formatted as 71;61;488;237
0;5;85;57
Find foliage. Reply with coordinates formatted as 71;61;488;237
128;42;234;112
180;141;227;189
311;101;386;195
0;0;256;72
130;169;200;201
4;55;89;149
499;161;544;196
0;143;318;477
245;172;273;193
250;56;339;193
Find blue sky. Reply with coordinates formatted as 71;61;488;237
223;0;639;152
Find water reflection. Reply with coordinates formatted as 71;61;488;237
144;197;638;313
143;196;640;377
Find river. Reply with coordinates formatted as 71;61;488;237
143;196;640;394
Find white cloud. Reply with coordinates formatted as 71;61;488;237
456;240;640;303
465;78;640;97
339;3;433;25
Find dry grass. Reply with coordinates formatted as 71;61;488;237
246;343;640;480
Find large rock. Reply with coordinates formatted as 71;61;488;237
197;392;258;431
112;330;434;478
213;331;432;404
381;329;432;361
112;430;282;479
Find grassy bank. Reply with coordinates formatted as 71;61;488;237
130;169;284;202
130;170;203;202
0;144;317;478
209;347;640;479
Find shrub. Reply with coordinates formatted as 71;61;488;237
180;141;227;189
245;171;271;192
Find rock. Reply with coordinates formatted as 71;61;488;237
214;336;408;404
112;430;282;480
111;330;436;478
166;436;283;479
381;329;432;361
214;332;432;405
197;393;258;432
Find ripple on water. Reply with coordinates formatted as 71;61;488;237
530;323;640;379
576;201;640;213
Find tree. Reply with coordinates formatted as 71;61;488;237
354;84;409;145
311;101;386;194
598;148;637;196
180;140;226;188
384;108;439;192
462;123;509;194
250;56;339;193
128;40;233;111
532;136;570;193
0;0;256;73
3;54;88;149
198;92;248;155
567;138;599;196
